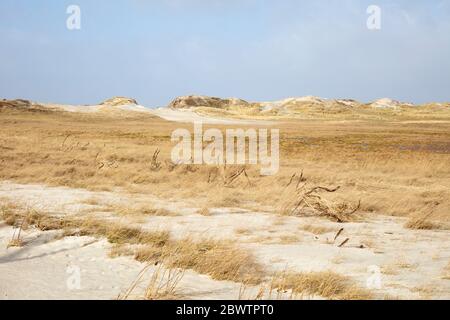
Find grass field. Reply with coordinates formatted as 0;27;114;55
1;107;449;221
0;105;449;299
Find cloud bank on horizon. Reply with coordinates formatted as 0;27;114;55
0;0;449;106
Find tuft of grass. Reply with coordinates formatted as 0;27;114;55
82;197;102;206
1;204;263;285
119;264;185;300
198;207;211;216
0;202;21;225
104;203;178;217
278;235;301;244
105;225;170;246
271;271;373;300
405;212;441;230
135;238;263;284
235;228;252;236
109;244;135;258
300;224;335;235
1;207;66;231
7;238;24;248
442;262;450;280
144;266;185;300
381;265;399;276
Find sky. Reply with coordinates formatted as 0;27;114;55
0;0;449;107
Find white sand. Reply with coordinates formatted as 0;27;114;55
41;102;274;125
149;107;274;125
1;181;449;299
0;224;247;300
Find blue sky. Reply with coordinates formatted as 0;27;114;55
1;0;449;106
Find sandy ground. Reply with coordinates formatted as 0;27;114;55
45;103;151;114
44;103;274;125
149;107;275;125
1;181;449;300
0;225;246;300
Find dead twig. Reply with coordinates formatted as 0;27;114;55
150;149;162;171
304;186;341;196
286;173;296;188
282;184;359;222
295;170;306;190
334;228;344;242
338;238;350;248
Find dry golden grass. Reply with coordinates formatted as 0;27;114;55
3;107;450;300
82;197;102;206
109;244;135;258
119;264;185;300
413;285;435;300
443;262;450;280
278;235;301;244
1;202;263;285
196;101;450;122
239;270;373;300
1;205;171;246
381;265;399;276
198;207;211;216
1;108;448;222
143;266;185;300
103;203;178;217
271;271;373;300
235;228;252;236
404;210;442;230
1;205;66;232
300;224;335;235
1;203;66;247
7;238;23;248
135;237;263;284
2;201;377;300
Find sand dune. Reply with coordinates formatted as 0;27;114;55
1;96;450;300
1;181;449;299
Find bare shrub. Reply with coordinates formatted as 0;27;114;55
281;182;361;222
